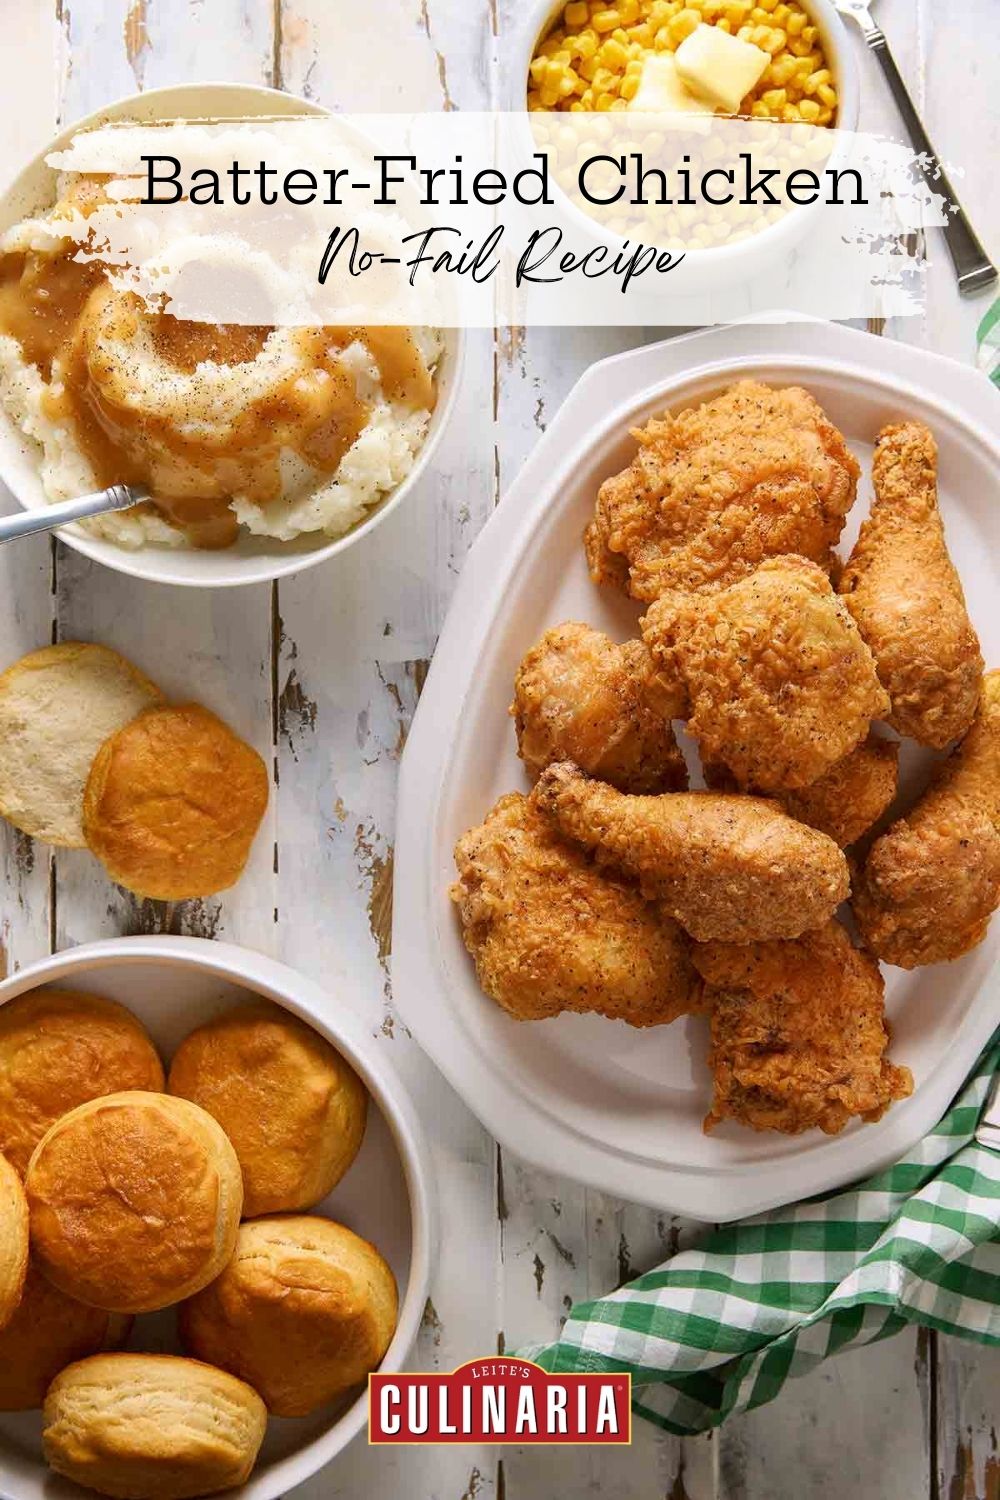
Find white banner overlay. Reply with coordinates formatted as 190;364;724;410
13;111;952;326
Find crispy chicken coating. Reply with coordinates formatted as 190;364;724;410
530;762;849;943
853;670;1000;968
694;921;912;1135
585;381;859;601
511;622;687;794
839;422;983;748
641;557;889;792
450;792;702;1026
704;734;900;848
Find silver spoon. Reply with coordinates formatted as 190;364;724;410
834;0;997;295
0;484;148;544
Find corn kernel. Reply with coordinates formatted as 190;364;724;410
620;72;640;98
765;27;786;51
761;86;786;108
529;56;549;83
668;6;702;42
619;0;641;20
817;82;837;106
591;8;621;31
786;8;806;32
565;0;590;23
599;36;629;66
798;96;820;120
577;28;599;54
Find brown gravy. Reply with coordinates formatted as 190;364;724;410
0;226;436;550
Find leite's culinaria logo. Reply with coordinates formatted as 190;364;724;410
369;1360;631;1445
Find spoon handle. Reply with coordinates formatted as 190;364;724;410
0;484;147;544
863;22;997;296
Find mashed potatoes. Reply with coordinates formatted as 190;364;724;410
0;185;441;551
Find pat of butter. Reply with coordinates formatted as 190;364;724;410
674;23;769;115
627;52;713;131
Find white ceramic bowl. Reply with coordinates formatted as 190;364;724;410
0;82;464;588
0;935;435;1500
509;0;861;290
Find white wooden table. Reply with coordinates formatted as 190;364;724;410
3;1;999;1495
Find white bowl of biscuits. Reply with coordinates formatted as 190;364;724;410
0;936;434;1500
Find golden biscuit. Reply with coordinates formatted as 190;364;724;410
26;1091;243;1313
43;1353;267;1500
180;1215;398;1416
0;642;163;847
0;988;164;1175
169;1001;368;1217
0;1259;130;1410
0;1151;28;1330
83;703;269;900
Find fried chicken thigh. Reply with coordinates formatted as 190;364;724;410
512;622;687;794
694;921;912;1135
450;792;702;1026
704;735;900;848
641;557;889;792
839;422;983;748
530;762;849;943
585;381;859;601
853;670;1000;968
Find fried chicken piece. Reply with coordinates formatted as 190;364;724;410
585;381;859;601
530;762;849;943
641;557;889;793
694;921;913;1135
511;622;687;794
853;670;1000;968
450;792;702;1026
704;735;900;847
839;421;983;748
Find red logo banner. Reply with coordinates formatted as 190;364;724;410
369;1359;631;1445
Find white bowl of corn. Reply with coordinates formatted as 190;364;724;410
515;0;861;284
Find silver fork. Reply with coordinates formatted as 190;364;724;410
0;484;147;544
834;0;997;296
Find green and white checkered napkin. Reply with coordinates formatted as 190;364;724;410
522;1031;1000;1435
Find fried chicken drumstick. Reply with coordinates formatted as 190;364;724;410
839;421;983;748
451;792;702;1026
853;670;1000;967
586;381;859;600
530;762;849;943
694;921;912;1136
512;621;687;794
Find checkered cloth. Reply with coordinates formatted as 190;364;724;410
977;298;1000;386
522;1032;1000;1435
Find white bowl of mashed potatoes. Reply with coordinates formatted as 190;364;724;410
0;83;463;588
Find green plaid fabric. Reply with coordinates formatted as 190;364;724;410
977;298;1000;387
521;1032;1000;1435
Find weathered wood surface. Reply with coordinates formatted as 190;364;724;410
1;2;997;1495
